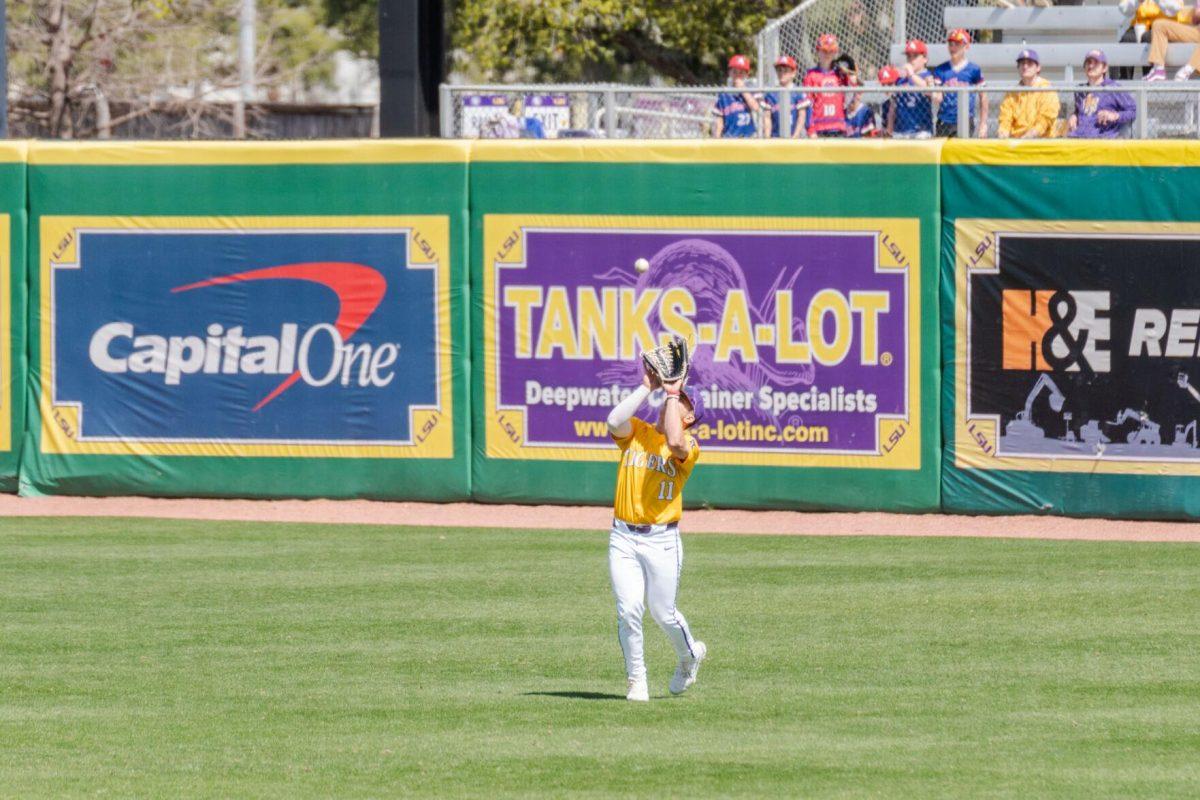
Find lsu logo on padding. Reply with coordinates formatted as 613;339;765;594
43;218;451;458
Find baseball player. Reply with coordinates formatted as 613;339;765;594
605;366;705;702
712;54;761;138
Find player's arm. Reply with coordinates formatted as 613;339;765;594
660;380;690;461
607;370;656;439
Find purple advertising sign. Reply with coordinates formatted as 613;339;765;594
484;217;919;467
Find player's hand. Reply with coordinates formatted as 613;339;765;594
643;367;661;391
1097;109;1119;125
661;378;683;396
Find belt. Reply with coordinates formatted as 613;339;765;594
614;518;679;534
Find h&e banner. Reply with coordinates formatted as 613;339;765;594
483;215;922;470
955;220;1200;475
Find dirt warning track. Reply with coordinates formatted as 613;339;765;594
0;495;1197;543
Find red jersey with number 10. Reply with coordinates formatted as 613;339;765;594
803;67;850;134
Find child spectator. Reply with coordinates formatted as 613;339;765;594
891;40;935;139
712;54;761;137
804;34;851;137
877;65;900;137
933;29;988;137
997;49;1060;138
834;54;875;136
1069;50;1137;137
764;56;812;137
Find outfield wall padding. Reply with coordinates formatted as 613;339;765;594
469;141;943;512
940;140;1200;519
20;141;471;500
0;144;27;492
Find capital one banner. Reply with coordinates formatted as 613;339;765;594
954;219;1200;475
39;216;452;459
483;215;921;469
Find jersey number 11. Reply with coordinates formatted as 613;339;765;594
657;480;675;500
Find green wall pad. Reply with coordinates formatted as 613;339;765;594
470;141;942;512
21;141;471;500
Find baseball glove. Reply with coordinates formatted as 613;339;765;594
642;336;690;384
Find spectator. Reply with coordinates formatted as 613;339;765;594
933;29;989;137
1069;50;1136;137
877;65;901;137
803;34;852;137
480;97;544;139
764;56;812;138
1144;4;1200;80
712;54;761;137
997;49;1060;138
834;54;875;136
891;39;935;139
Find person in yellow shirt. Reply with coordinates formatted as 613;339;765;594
605;365;705;702
997;50;1061;138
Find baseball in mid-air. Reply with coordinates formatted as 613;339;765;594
634;257;650;274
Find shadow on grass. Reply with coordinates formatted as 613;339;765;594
523;690;626;701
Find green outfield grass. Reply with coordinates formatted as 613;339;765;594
2;518;1199;798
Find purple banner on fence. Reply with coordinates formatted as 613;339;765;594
493;227;911;456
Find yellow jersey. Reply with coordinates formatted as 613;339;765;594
611;417;701;525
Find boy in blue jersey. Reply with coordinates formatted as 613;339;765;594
877;65;900;137
932;29;989;137
891;39;935;138
713;54;761;138
763;56;811;137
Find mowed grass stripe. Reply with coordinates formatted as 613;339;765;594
1;517;1198;798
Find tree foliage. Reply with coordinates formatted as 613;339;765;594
8;0;361;137
450;0;800;84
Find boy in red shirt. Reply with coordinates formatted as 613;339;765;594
803;34;851;137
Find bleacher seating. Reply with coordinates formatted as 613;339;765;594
889;4;1197;80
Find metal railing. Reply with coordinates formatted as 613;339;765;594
441;82;1200;140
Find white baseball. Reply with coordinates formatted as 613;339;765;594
634;257;650;273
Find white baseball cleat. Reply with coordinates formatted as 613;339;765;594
669;641;707;695
626;677;649;702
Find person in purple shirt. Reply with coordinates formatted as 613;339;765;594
1068;50;1136;138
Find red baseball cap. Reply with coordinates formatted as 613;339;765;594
817;33;840;52
877;65;901;85
774;55;798;70
947;28;972;45
904;39;928;56
728;54;751;71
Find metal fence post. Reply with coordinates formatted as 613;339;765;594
780;88;791;138
894;0;907;44
439;84;453;138
1136;86;1148;139
604;90;617;139
958;88;969;138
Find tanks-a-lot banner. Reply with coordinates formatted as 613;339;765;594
472;141;942;511
0;145;27;491
942;140;1200;518
23;141;469;500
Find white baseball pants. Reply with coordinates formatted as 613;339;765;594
608;519;698;681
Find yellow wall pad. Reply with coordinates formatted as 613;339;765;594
944;139;1200;168
470;138;944;165
28;139;470;166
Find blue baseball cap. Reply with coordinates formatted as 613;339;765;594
1016;49;1039;64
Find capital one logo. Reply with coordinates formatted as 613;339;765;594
87;261;400;411
1001;289;1111;376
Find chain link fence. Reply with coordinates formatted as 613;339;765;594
442;83;1200;140
756;0;974;82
